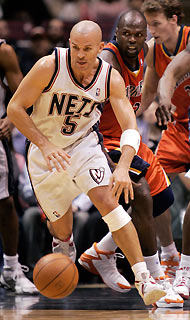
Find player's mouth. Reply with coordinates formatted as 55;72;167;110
127;46;137;53
77;61;86;65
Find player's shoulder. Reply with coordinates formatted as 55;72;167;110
100;48;121;74
34;54;55;71
110;67;125;90
0;42;18;69
0;41;15;56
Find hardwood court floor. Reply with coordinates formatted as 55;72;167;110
0;284;190;320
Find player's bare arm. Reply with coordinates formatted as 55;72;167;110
109;68;140;203
155;45;190;126
136;38;159;117
0;43;23;140
0;43;23;92
7;54;71;172
100;49;122;74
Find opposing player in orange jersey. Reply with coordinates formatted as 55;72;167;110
78;9;183;308
149;43;190;300
139;0;190;283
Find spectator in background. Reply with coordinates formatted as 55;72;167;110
17;26;51;76
0;19;10;42
46;18;68;49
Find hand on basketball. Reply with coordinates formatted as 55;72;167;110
109;167;134;203
40;142;71;172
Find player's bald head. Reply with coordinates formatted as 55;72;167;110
70;20;102;43
117;9;147;31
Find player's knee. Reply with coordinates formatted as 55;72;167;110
131;178;153;219
102;205;131;232
133;177;151;200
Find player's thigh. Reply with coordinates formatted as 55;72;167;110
88;185;118;216
75;139;112;197
28;147;80;222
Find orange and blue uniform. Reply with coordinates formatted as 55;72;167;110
100;40;173;215
155;25;190;173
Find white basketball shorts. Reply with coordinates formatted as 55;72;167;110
27;131;112;222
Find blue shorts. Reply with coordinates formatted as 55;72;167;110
108;149;150;183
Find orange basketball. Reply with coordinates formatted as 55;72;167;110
33;253;79;299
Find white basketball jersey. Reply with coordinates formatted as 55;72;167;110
31;47;112;148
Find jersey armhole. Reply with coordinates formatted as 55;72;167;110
43;47;59;92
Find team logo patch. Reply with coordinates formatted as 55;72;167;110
89;167;105;184
53;211;61;218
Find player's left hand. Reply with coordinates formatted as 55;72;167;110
155;100;176;127
0;117;13;140
109;166;134;203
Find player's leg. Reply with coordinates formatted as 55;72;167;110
154;207;180;277
27;143;81;263
155;125;184;277
0;196;18;255
0;140;38;294
87;185;166;305
173;202;190;299
79;149;165;288
47;206;76;262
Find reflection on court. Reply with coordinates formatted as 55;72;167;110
0;285;190;320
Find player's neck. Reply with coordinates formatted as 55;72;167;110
72;60;99;86
162;25;181;55
123;56;138;70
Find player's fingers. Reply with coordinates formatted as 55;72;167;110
52;154;67;171
156;108;168;126
124;187;129;204
109;176;114;191
51;156;62;172
111;182;119;198
155;109;162;126
46;158;53;172
59;151;71;165
114;184;123;202
163;106;173;122
129;183;134;201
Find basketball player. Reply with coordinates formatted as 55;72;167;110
149;43;190;299
7;20;166;305
78;10;182;308
0;40;38;294
139;0;190;280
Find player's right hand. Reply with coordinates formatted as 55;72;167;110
40;142;71;172
155;101;176;127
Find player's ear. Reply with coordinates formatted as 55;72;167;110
98;41;104;53
170;14;178;24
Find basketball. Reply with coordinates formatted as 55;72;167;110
33;253;79;299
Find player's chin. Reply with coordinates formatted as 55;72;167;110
126;51;138;58
77;62;88;69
